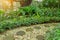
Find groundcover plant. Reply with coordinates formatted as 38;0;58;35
45;24;60;40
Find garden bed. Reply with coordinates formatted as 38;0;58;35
0;7;60;33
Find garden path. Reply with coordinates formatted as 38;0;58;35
0;23;58;40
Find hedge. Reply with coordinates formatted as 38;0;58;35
0;16;60;33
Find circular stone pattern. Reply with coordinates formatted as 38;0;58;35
26;28;33;32
16;31;26;36
34;26;41;30
36;35;44;40
44;25;50;27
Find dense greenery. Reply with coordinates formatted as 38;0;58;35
42;0;60;8
0;8;60;32
45;24;60;40
0;0;60;33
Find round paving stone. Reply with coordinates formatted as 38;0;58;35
16;31;26;36
26;28;34;32
36;35;44;40
34;26;41;30
44;25;50;27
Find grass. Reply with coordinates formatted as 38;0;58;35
45;24;60;40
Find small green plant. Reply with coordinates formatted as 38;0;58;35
42;0;60;8
0;4;60;33
18;5;40;17
0;10;5;15
45;25;60;40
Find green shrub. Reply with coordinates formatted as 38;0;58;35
0;10;5;20
39;8;60;17
0;15;43;33
0;15;60;33
18;5;40;16
18;6;60;17
45;25;60;40
0;5;60;33
42;0;60;8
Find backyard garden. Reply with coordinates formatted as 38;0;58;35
0;0;60;40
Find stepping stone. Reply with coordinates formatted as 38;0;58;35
34;26;41;30
26;28;34;32
36;35;44;40
44;25;50;27
16;31;26;36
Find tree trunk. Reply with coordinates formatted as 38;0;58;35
12;0;32;7
20;0;32;7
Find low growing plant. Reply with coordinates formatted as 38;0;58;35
45;25;60;40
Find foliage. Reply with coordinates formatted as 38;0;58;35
42;0;60;8
0;15;60;33
38;8;60;17
45;25;60;40
0;10;5;17
0;3;60;33
18;6;60;17
0;10;5;14
18;5;40;16
0;15;42;33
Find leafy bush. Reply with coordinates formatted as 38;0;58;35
38;8;60;17
0;15;60;33
0;5;60;33
42;0;60;8
18;6;60;17
45;25;60;40
0;15;43;33
18;5;40;16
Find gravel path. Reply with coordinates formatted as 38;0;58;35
0;23;58;40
